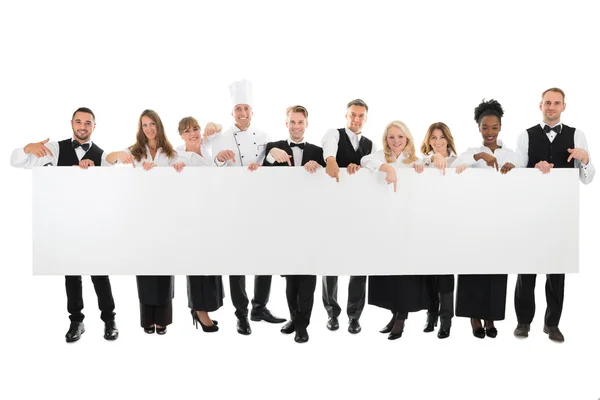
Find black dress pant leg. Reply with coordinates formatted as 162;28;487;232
426;276;439;323
229;275;249;319
322;276;341;318
514;274;537;324
66;276;84;322
90;275;115;322
438;291;454;328
295;275;317;329
544;274;565;327
285;276;299;321
347;275;366;320
251;275;272;312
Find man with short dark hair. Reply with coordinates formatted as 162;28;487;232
320;99;374;334
513;88;595;342
10;107;119;343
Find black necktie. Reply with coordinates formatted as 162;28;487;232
72;141;90;151
543;124;561;134
290;142;305;149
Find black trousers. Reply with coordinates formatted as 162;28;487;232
426;276;454;327
139;301;173;327
322;275;366;319
285;275;316;329
229;275;272;319
514;273;565;327
65;275;115;323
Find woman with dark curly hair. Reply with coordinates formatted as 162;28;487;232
453;99;518;339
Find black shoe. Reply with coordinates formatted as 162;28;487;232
388;319;404;340
348;319;361;334
513;323;530;338
65;321;85;343
543;325;565;342
380;314;396;333
437;327;450;339
144;325;155;334
471;319;485;339
250;308;286;323
423;315;438;333
237;318;252;335
191;310;219;333
294;327;309;343
326;317;339;331
104;320;119;340
156;326;167;335
485;326;498;338
281;320;295;334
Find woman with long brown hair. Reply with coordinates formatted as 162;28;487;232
414;122;458;339
107;109;184;335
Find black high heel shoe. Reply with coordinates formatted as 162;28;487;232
471;319;485;339
191;310;219;333
485;322;498;338
156;326;167;335
388;318;405;340
144;325;155;334
380;313;396;334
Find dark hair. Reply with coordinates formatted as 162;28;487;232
474;99;503;125
346;99;368;112
72;107;95;121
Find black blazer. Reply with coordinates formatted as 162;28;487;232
262;140;326;167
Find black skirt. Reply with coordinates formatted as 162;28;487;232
368;275;428;313
187;275;224;312
136;276;174;306
455;274;507;320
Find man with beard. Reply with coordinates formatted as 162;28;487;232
262;105;325;343
10;107;119;343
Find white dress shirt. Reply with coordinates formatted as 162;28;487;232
321;127;369;161
418;150;457;167
10;139;111;168
453;139;518;169
265;138;306;167
361;149;413;171
176;145;212;167
516;122;595;184
206;124;270;167
119;145;181;167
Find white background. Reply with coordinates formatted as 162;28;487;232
1;1;599;399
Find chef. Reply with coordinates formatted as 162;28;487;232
10;107;119;343
203;79;286;335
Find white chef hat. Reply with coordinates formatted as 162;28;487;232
229;79;253;109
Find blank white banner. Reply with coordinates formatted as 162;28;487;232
32;167;578;275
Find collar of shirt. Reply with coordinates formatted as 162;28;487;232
541;122;562;131
479;139;505;148
287;138;306;147
344;127;362;144
426;150;457;158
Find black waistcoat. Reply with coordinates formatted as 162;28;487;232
526;124;575;168
57;139;103;166
335;128;373;167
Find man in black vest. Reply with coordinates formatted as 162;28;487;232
513;88;595;342
10;107;119;343
320;99;373;334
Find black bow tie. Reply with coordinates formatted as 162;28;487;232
72;141;90;151
543;124;561;134
290;142;305;149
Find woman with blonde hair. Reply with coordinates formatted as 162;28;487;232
106;109;184;335
361;120;428;339
414;122;458;339
176;116;223;333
